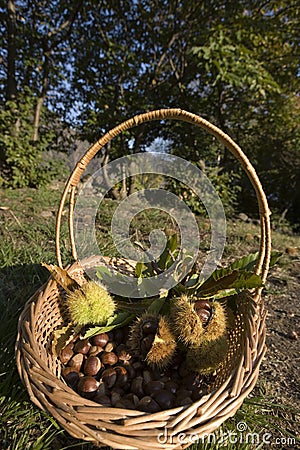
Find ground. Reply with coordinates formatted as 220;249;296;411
0;184;299;449
259;257;300;437
226;220;300;443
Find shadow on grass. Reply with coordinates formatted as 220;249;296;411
0;263;109;450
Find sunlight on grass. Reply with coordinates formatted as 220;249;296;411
0;186;299;450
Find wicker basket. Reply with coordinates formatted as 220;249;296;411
16;109;271;450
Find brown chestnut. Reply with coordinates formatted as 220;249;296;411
144;380;164;396
111;386;125;396
88;345;104;357
102;368;117;388
153;389;175;409
141;335;154;354
142;370;152;384
194;300;212;327
138;396;160;413
197;309;211;325
77;376;99;398
84;356;102;376
101;351;118;366
111;391;122;406
116;345;132;362
62;367;80;388
93;393;111;406
60;343;74;364
194;300;211;311
74;339;91;355
97;381;107;396
114;399;136;410
123;363;135;379
132;361;145;371
130;376;144;398
165;380;178;394
92;333;109;347
104;342;115;352
177;396;193;406
142;319;157;335
115;366;128;387
176;388;193;403
123;393;139;407
68;353;84;372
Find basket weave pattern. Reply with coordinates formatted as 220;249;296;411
16;109;271;449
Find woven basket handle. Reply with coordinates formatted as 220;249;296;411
56;108;271;284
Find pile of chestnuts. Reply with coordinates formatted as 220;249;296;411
60;325;213;413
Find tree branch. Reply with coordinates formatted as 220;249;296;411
48;0;84;50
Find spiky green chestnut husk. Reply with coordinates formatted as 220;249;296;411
128;313;159;356
146;316;176;369
202;301;227;342
128;314;176;369
171;295;229;347
66;281;116;326
170;295;204;346
186;336;228;375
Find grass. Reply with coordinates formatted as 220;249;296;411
0;184;299;449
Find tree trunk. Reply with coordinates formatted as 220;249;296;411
32;0;83;142
32;52;49;142
2;0;18;164
102;147;120;200
6;0;17;101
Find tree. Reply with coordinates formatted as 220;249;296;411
0;0;83;186
66;0;299;220
0;0;299;223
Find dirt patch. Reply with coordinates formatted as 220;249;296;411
255;258;300;438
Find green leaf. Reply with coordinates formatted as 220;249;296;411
231;271;263;290
135;261;147;278
212;254;260;280
96;265;139;296
147;296;166;314
210;250;281;282
197;270;240;296
117;298;153;313
197;270;263;298
157;233;178;271
183;273;199;288
208;288;239;300
168;233;178;254
96;265;114;280
52;323;82;357
83;311;134;339
270;251;282;266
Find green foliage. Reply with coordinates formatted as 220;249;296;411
83;311;134;339
168;164;241;217
196;270;263;299
190;27;280;98
132;233;266;302
210;250;282;281
1;0;299;222
0;91;66;188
